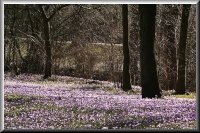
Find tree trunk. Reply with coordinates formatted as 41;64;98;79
162;5;178;90
129;5;140;86
122;4;132;91
176;5;191;94
10;5;17;74
39;5;52;79
43;18;52;79
139;5;162;98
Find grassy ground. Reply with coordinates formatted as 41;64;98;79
4;93;196;129
172;93;196;99
4;74;197;130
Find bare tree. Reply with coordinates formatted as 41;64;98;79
38;5;68;79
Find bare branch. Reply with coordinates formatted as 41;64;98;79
48;4;69;21
38;4;48;19
17;29;44;51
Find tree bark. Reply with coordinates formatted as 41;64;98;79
176;4;191;94
139;5;162;98
129;5;140;86
39;5;52;79
43;18;52;79
122;4;132;91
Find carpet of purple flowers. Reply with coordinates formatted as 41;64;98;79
4;74;196;129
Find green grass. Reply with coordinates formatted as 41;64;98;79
5;94;38;117
172;92;196;99
5;93;38;102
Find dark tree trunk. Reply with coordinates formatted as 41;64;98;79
10;5;17;75
39;5;52;79
139;5;162;98
129;5;140;86
43;18;52;79
122;4;132;91
176;5;191;94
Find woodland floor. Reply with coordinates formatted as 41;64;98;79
4;74;196;130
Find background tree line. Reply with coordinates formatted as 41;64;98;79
4;4;196;98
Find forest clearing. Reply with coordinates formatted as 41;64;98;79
4;74;196;129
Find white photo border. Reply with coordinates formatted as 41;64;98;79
0;0;199;132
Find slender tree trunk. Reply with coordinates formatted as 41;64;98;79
162;5;178;90
122;4;132;91
176;4;191;94
43;18;52;79
10;5;17;74
139;5;162;98
39;5;52;79
27;9;35;73
129;5;140;86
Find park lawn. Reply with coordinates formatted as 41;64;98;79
4;74;197;130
